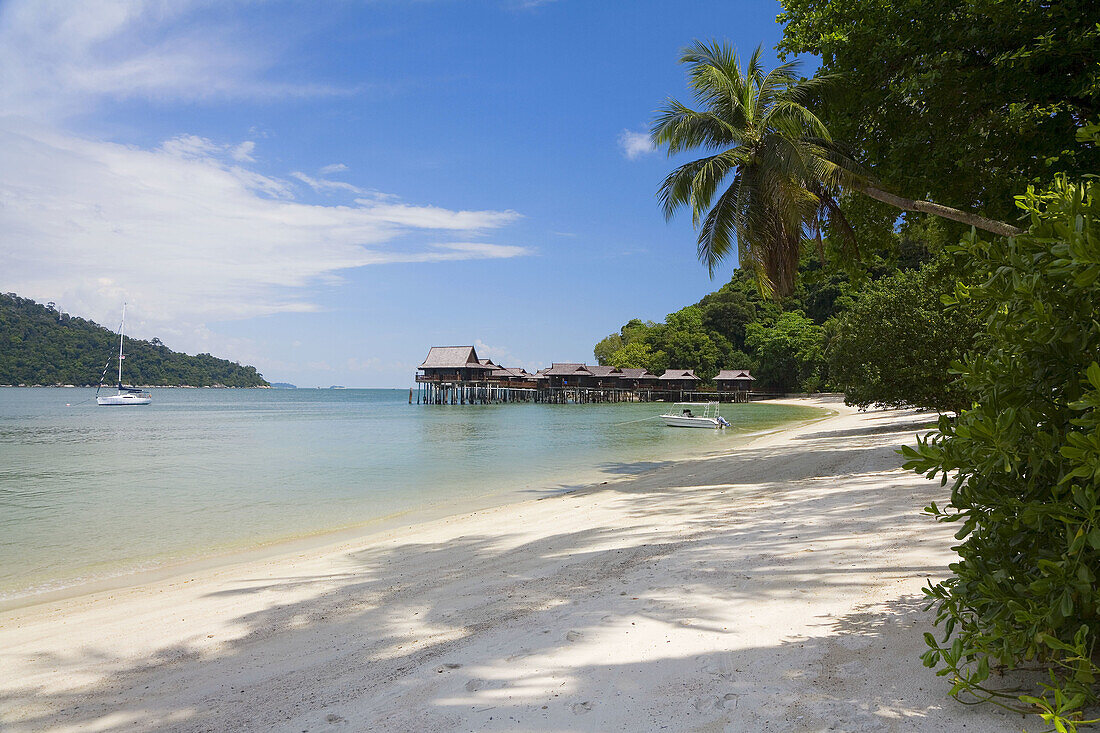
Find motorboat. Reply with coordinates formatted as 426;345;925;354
661;401;728;428
97;303;152;406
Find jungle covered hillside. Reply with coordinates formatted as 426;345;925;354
0;294;268;387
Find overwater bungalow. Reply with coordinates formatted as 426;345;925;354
587;364;625;388
418;346;495;383
543;363;595;389
490;366;535;387
715;369;756;392
414;345;753;405
616;368;660;390
658;369;702;393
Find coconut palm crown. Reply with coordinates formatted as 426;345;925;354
653;41;857;297
653;40;1022;297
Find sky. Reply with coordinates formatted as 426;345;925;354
0;0;802;387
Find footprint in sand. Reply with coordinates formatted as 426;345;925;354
571;701;592;715
465;678;484;692
324;713;347;725
566;630;583;642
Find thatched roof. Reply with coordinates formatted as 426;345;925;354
544;363;594;377
618;368;657;380
419;346;492;370
587;365;623;377
491;366;530;379
716;369;756;381
659;369;700;381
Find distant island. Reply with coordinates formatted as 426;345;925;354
0;293;269;388
269;382;298;389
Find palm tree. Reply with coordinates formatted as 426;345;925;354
653;41;1021;296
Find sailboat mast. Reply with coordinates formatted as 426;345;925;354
117;303;126;387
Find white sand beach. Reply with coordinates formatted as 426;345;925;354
0;398;1026;732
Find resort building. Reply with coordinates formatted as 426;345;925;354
417;346;495;383
658;369;702;393
543;363;595;390
414;345;761;404
616;368;660;390
715;369;756;393
587;364;626;388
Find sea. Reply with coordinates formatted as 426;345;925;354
0;387;825;607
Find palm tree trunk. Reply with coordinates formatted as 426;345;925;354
857;185;1023;237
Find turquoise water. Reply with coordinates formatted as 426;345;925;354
0;388;825;604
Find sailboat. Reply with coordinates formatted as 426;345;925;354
96;304;151;406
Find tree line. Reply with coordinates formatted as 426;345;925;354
0;294;269;388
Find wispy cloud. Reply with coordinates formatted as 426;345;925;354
0;0;530;351
509;0;560;9
0;0;350;121
0;123;526;331
291;171;367;195
231;141;256;162
618;128;656;160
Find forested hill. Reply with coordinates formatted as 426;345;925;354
0;294;269;387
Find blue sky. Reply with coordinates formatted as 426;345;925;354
0;0;801;387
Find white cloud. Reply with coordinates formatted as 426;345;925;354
0;122;527;332
618;129;655;160
0;1;350;121
291;171;367;195
0;0;530;359
231;140;256;162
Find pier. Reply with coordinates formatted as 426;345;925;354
414;346;759;405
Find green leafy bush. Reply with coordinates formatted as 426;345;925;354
902;177;1100;730
828;257;980;413
745;311;825;392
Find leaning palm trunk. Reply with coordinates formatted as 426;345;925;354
857;184;1022;237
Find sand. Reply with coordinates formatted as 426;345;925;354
0;397;1028;732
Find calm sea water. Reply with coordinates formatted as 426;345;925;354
0;388;824;604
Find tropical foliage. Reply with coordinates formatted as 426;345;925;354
0;294;269;387
828;257;980;413
902;178;1100;730
777;0;1100;229
592;244;920;391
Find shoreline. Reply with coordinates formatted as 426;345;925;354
0;401;835;613
0;397;1022;732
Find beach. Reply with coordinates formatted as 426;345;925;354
0;397;1024;732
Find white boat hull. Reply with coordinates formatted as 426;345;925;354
97;394;151;405
661;414;720;428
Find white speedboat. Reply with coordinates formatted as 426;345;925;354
97;304;151;406
661;401;728;428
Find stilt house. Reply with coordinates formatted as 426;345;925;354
417;346;495;383
659;369;702;392
715;369;756;393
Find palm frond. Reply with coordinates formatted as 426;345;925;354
696;172;743;277
651;101;739;153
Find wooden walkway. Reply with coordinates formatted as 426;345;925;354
413;381;757;405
